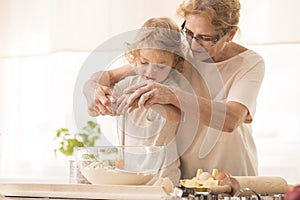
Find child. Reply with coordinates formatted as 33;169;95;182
112;17;186;185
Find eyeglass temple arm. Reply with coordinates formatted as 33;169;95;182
181;20;186;30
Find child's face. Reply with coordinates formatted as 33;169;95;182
135;49;175;83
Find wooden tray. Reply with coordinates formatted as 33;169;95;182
0;183;170;200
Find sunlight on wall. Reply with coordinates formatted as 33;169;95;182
0;52;88;181
250;44;300;184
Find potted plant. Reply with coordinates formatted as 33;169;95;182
54;120;101;157
54;120;101;183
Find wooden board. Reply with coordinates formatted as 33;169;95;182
0;183;170;200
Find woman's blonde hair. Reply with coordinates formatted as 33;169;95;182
177;0;241;31
125;17;185;73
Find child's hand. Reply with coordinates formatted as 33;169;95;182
128;99;139;113
114;93;137;115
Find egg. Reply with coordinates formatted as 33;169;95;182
215;172;230;181
198;172;213;180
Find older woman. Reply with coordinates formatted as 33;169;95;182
84;0;265;179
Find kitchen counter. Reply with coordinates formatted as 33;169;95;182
0;182;170;200
0;176;290;200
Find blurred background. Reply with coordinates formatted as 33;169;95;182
0;0;300;184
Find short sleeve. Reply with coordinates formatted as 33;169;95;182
227;52;265;123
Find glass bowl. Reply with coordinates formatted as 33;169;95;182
75;146;166;185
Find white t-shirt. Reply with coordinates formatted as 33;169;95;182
178;50;265;178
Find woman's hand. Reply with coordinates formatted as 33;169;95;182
114;87;182;122
84;80;115;116
83;70;115;116
123;80;178;111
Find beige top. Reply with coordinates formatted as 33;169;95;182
113;70;184;184
177;50;265;178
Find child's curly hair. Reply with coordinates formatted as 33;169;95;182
125;17;185;73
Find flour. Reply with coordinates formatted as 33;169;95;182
80;162;155;185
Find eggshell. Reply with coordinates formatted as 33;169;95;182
211;169;218;178
198;172;213;180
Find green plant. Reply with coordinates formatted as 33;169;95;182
54;121;101;157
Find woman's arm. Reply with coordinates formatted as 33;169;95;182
170;87;248;132
123;81;248;132
103;64;135;86
151;104;182;122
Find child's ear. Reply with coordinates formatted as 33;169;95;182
174;55;180;65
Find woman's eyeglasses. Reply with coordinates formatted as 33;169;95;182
181;21;229;47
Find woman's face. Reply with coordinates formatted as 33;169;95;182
135;49;174;83
184;14;228;61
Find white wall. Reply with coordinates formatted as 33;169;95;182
250;44;300;185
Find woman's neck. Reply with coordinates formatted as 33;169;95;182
212;42;248;63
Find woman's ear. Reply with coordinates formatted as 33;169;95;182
227;27;238;42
